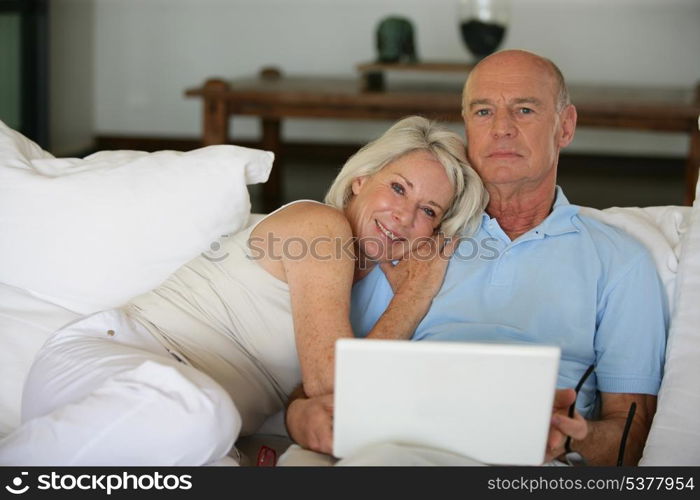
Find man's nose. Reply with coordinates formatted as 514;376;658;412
491;109;516;138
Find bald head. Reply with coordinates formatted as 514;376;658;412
463;50;570;113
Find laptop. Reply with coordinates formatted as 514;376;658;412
332;338;560;465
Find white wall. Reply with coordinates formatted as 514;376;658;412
52;0;700;156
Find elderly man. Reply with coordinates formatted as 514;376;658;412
282;50;667;466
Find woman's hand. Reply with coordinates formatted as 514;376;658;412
286;394;335;455
380;233;459;300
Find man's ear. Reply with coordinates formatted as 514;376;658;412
351;176;368;195
558;104;577;148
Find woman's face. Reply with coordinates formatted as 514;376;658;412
347;150;455;262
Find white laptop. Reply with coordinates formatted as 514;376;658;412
333;338;560;465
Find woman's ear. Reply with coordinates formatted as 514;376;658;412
351;176;368;195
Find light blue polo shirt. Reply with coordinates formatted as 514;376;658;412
350;188;668;418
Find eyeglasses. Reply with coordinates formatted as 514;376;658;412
617;401;637;466
562;364;638;467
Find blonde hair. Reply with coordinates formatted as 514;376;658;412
324;116;487;236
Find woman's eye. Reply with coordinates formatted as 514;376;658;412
423;207;436;218
391;182;405;195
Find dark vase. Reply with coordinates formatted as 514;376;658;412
458;0;510;61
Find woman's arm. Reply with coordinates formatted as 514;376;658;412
357;232;457;350
257;202;455;399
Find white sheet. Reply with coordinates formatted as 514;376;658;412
0;283;81;436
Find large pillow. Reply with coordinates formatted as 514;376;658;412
0;120;273;314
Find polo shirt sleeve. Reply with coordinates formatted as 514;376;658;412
594;248;668;395
350;266;394;338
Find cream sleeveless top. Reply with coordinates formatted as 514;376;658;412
126;200;323;435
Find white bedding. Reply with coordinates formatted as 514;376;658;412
0;120;273;439
0;284;80;436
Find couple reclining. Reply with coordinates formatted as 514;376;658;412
0;50;665;466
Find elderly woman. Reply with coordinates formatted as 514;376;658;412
0;116;486;465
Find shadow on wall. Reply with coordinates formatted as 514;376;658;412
50;0;95;156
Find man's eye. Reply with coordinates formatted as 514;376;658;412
519;107;533;114
475;109;491;117
391;182;405;195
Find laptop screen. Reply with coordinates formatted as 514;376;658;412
333;338;560;465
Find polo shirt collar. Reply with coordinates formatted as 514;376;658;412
538;186;580;237
479;186;580;240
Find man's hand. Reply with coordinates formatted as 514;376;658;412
285;393;334;455
380;233;459;298
545;388;588;462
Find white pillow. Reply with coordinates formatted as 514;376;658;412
0;120;54;168
0;120;273;314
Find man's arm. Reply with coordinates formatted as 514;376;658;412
573;392;656;465
573;239;666;464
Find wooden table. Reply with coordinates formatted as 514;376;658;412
186;71;700;211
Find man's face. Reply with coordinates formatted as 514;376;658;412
462;54;575;191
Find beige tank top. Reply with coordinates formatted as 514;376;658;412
126;200;323;434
